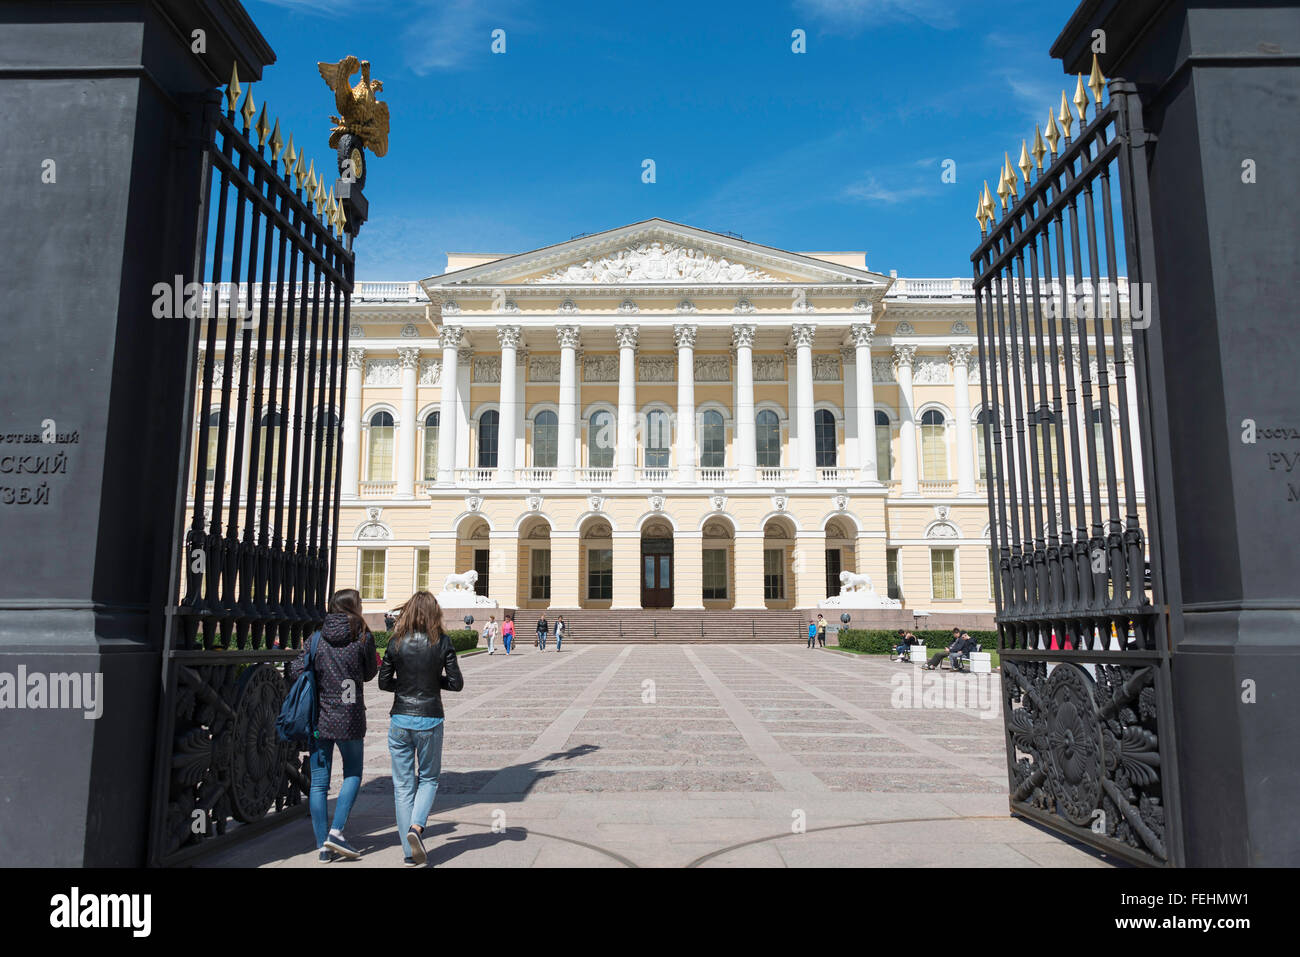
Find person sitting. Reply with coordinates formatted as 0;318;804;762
891;629;913;661
925;628;972;670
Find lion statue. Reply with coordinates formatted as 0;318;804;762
839;570;875;594
441;569;478;593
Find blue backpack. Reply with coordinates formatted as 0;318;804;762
276;631;321;742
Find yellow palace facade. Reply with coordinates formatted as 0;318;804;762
193;220;1143;625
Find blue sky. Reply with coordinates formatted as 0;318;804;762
243;0;1086;280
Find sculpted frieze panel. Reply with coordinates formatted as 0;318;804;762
529;241;782;284
364;359;400;386
583;355;619;382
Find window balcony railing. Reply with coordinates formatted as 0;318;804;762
517;467;555;484
919;479;957;494
639;467;672;483
817;467;845;483
456;468;495;485
698;467;734;483
577;467;615;484
359;480;395;497
759;466;796;483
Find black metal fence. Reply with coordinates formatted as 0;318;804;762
971;62;1181;866
148;72;354;864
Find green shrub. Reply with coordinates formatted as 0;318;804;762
836;629;999;655
372;629;477;653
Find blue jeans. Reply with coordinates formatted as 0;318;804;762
555;630;562;650
309;737;363;848
504;631;513;654
538;631;547;649
389;722;444;851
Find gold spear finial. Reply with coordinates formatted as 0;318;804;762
339;199;347;230
1059;90;1074;140
284;134;297;177
254;103;270;147
983;180;995;219
240;86;256;129
1074;73;1090;124
1032;125;1047;170
306;159;316;196
1004;153;1018;199
269;118;284;163
293;151;306;189
1089;53;1106;104
1045;109;1061;154
315;177;326;216
327;185;336;227
976;191;990;233
1018;140;1032;183
996;167;1010;210
226;62;241;114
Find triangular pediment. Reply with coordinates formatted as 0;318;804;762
422;219;890;289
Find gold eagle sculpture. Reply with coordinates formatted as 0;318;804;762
316;55;389;157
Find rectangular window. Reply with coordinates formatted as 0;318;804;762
931;548;956;600
474;548;490;596
886;548;901;600
763;548;785;601
414;548;429;593
360;549;386;601
531;548;551;601
423;423;439;480
702;549;727;600
587;548;612;600
825;548;842;597
876;423;892;481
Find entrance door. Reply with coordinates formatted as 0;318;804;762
641;538;673;608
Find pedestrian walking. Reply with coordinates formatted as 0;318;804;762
536;614;549;651
502;613;515;655
483;614;499;655
378;591;464;866
816;614;827;648
807;619;817;649
554;615;566;651
288;588;378;863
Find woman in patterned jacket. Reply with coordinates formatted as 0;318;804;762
289;588;378;862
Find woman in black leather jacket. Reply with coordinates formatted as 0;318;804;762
378;591;464;865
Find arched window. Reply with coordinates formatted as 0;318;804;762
645;409;670;469
975;409;995;481
920;409;948;479
423;411;439;480
477;410;499;469
589;410;614;469
875;410;892;480
700;410;725;468
1089;406;1111;475
367;410;394;481
814;409;837;468
534;410;558;469
202;410;221;482
756;410;780;468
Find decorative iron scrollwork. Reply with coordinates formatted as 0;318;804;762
1004;659;1166;864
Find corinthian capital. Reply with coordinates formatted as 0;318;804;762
732;324;756;349
497;325;522;350
791;323;817;349
556;324;581;349
615;324;639;350
398;347;421;369
673;324;698;349
892;344;917;369
347;347;366;370
949;345;974;369
438;325;464;350
849;322;876;348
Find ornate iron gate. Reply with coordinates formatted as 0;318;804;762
147;67;356;864
971;58;1183;866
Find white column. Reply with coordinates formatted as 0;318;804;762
793;323;817;483
842;346;858;471
1071;351;1088;498
396;347;419;497
850;321;877;482
951;345;976;496
1124;344;1145;497
436;326;462;484
496;325;521;483
340;346;364;498
455;348;472;472
556;325;580;483
733;324;756;483
615;324;638;484
895;345;919;495
675;323;697;483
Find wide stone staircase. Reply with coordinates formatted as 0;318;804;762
507;608;815;644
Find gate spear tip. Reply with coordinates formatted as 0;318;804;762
227;62;240;114
1058;90;1074;139
1045;110;1061;155
254;104;270;148
1018;140;1032;183
1089;54;1106;105
240;86;256;130
1074;74;1090;124
269;118;284;163
1032;126;1047;170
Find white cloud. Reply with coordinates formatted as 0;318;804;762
792;0;959;31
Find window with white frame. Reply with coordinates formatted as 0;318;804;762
875;411;892;480
702;549;728;600
931;548;956;600
415;548;430;593
920;409;948;480
422;412;439;480
360;548;386;600
367;411;394;481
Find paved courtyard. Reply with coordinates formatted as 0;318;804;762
202;644;1108;867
